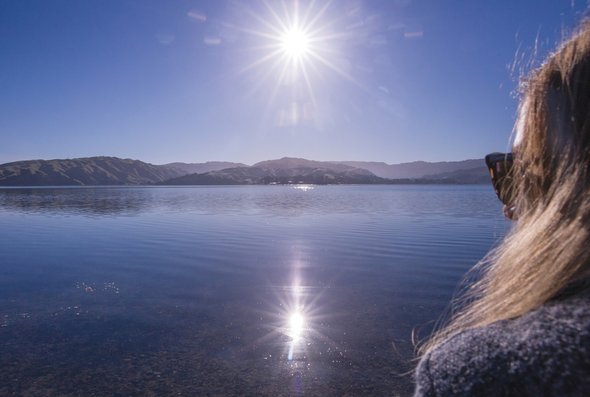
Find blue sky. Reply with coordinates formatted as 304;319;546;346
0;0;587;165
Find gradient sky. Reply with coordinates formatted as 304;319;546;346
0;0;588;165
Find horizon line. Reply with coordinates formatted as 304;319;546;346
0;154;486;167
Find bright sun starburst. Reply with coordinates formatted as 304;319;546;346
230;1;356;127
280;28;310;60
288;311;305;339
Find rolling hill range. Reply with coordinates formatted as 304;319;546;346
163;161;248;175
159;157;488;185
0;157;183;186
0;156;489;186
0;158;254;186
161;158;388;185
422;166;489;184
333;159;483;179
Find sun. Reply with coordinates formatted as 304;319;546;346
234;1;349;79
280;28;310;60
230;1;357;127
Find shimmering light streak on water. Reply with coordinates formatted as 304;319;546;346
289;312;304;340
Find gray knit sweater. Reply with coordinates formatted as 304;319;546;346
414;289;590;396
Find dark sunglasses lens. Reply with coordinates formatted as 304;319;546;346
485;153;514;206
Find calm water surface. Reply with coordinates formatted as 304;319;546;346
0;185;509;396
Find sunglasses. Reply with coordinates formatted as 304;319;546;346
485;152;515;206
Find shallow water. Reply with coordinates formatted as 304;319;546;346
0;185;509;396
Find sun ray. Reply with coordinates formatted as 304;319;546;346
229;0;361;128
303;0;333;34
307;30;353;43
300;61;318;117
238;48;285;74
262;0;291;33
282;0;295;30
242;6;286;37
307;50;357;83
299;0;315;29
222;22;281;41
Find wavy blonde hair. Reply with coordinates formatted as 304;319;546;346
421;20;590;354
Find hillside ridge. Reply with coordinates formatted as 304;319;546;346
0;156;488;186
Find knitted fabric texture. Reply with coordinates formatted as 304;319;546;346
414;290;590;396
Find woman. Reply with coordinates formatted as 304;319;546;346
414;20;590;396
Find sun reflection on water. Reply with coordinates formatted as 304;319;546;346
249;243;345;391
291;184;314;191
287;310;305;361
288;311;305;340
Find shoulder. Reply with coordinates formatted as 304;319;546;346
414;293;590;396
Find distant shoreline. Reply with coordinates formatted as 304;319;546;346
0;156;489;186
0;181;488;188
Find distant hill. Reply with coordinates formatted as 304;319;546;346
161;167;267;185
423;166;490;184
0;157;182;186
254;157;368;173
161;158;388;185
334;159;484;179
162;161;248;175
0;156;490;186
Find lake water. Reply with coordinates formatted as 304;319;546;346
0;185;509;396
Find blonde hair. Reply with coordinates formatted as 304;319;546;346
421;20;590;354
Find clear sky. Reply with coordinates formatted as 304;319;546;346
0;0;587;165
